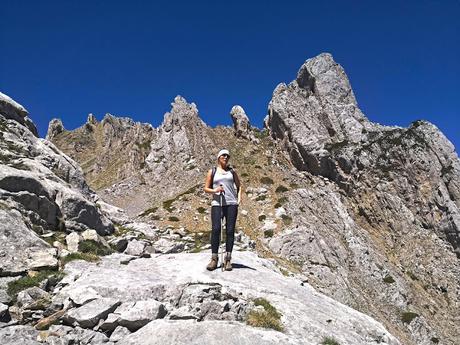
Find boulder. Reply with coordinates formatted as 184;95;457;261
64;298;121;328
117;300;167;331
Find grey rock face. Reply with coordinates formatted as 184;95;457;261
266;53;367;175
0;92;38;136
46;118;65;141
230;105;252;140
264;53;460;345
0;92;114;274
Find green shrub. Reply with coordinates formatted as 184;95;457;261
383;275;395;284
321;337;341;345
258;215;266;222
260;177;274;185
197;207;206;214
431;337;440;344
169;216;180;222
79;240;113;256
275;185;288;193
256;195;266;201
246;298;283;332
7;270;64;302
241;173;249;177
401;311;419;324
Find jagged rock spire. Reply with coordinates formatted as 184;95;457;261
230;105;251;139
46;118;65;140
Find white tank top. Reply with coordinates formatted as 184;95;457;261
211;168;238;206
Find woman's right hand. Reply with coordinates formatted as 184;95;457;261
214;185;225;194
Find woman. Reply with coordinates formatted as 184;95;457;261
204;149;241;271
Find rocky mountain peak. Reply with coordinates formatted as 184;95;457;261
0;91;38;137
161;95;206;133
46;118;65;140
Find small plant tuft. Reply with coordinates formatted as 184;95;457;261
321;337;341;345
258;215;267;222
61;252;100;265
255;195;266;201
246;297;283;332
401;311;419;324
275;185;289;193
78;240;113;256
169;216;180;222
281;215;292;226
139;207;158;217
197;207;206;214
7;270;64;302
260;176;274;185
383;275;395;284
264;229;274;238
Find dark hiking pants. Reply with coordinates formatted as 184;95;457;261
211;204;238;254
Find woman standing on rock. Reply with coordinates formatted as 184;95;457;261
204;149;241;271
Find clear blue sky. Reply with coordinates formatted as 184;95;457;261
1;0;459;151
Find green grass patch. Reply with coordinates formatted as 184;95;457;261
401;311;419;324
168;216;180;222
79;240;113;256
260;176;274;185
264;229;274;238
281;215;292;226
247;297;283;332
114;225;132;237
61;252;100;265
275;185;288;193
197;207;206;214
321;337;341;345
7;270;64;302
383;275;395;284
139;207;158;217
163;199;176;212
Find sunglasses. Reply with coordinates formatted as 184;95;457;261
221;154;230;158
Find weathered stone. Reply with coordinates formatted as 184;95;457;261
64;298;120;328
150;238;185;254
17;287;50;310
98;312;119;331
0;325;40;345
0;303;8;321
117;300;167;331
124;239;147;256
66;286;101;306
66;232;81;253
109;325;131;342
0;92;38;136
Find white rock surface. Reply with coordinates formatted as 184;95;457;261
57;252;399;344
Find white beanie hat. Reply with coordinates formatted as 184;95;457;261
217;149;230;159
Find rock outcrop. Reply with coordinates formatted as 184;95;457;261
265;53;460;345
0;92;114;277
230;105;253;141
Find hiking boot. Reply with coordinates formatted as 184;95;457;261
224;252;232;271
206;254;219;271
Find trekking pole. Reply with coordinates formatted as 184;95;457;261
219;185;225;272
